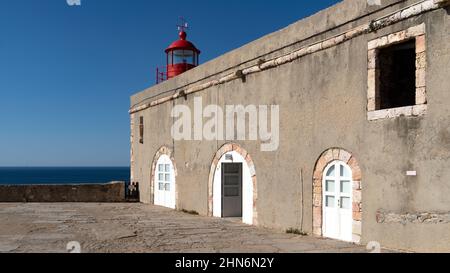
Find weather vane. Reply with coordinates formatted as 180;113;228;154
177;17;189;32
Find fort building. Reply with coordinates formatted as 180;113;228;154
130;0;450;252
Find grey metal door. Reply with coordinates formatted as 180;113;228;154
222;163;243;217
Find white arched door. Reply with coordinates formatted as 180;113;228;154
322;161;353;242
154;155;176;209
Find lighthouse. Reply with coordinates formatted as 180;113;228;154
156;19;201;84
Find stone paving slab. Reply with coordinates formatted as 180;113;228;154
0;203;379;253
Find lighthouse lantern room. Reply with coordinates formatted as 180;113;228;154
156;19;201;84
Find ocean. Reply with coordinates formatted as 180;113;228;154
0;167;130;185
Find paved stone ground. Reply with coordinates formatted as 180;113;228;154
0;203;375;253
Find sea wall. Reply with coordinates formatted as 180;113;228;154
0;182;126;202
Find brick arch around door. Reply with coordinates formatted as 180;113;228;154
312;148;362;243
207;143;258;226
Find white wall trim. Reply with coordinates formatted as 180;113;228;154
368;105;428;121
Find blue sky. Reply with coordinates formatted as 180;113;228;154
0;0;340;167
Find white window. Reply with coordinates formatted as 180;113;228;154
157;163;171;192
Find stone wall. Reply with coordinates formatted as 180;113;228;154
376;210;450;224
0;182;126;203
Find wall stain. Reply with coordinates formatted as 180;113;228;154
384;116;424;210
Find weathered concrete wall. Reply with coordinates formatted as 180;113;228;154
130;0;450;252
0;182;126;203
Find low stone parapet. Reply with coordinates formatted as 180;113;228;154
0;182;126;203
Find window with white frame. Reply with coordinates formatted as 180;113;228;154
157;163;171;192
323;162;352;210
367;23;427;121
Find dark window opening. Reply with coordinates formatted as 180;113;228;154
139;116;144;144
378;40;416;110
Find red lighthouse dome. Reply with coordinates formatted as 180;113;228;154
156;22;201;84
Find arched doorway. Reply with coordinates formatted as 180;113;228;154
208;143;257;226
151;146;177;209
313;148;362;243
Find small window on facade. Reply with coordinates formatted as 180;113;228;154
378;40;416;110
367;24;427;121
139;116;144;144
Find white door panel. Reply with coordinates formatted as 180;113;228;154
323;161;353;242
154;155;175;209
324;207;339;239
340;211;353;242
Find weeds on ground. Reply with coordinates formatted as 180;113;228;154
286;228;308;236
181;209;199;215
